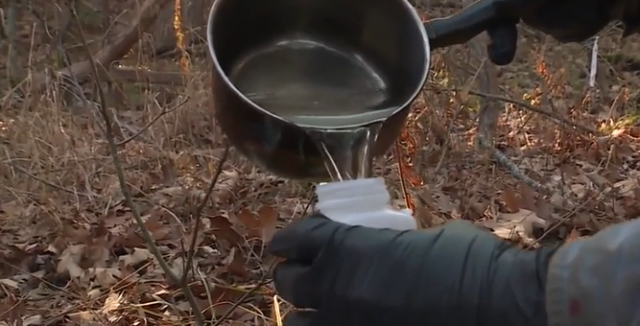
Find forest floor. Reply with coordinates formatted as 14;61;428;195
1;2;640;325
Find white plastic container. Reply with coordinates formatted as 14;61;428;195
315;177;417;230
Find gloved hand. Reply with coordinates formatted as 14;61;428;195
268;215;557;326
427;0;640;66
511;0;614;42
493;0;640;45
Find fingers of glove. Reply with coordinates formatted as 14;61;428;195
273;261;322;309
486;23;518;65
268;215;339;262
283;311;316;326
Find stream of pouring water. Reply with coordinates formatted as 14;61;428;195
306;122;382;180
244;91;387;180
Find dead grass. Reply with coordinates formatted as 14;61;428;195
2;7;640;326
0;63;311;324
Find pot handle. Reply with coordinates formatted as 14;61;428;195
424;0;519;49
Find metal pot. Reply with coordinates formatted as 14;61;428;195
206;0;503;181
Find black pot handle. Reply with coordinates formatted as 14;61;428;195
424;0;518;49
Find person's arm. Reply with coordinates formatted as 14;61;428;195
546;219;640;325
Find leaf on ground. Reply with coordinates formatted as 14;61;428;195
80;243;111;269
93;267;121;288
565;228;581;244
480;209;547;244
414;204;435;228
433;190;456;212
169;257;186;281
0;314;42;326
501;189;520;213
209;215;244;246
570;184;587;199
119;248;153;267
62;225;91;244
101;292;124;323
236;206;279;242
0;200;26;218
611;177;639;198
23;315;42;326
519;184;537;212
57;245;87;279
0;296;25;325
144;216;172;241
57;240;111;280
183;223;206;249
218;247;250;278
67;311;98;324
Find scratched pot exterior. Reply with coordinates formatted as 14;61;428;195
206;0;430;180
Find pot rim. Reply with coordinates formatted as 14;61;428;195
206;0;430;130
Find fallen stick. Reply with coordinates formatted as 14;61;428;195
13;0;172;97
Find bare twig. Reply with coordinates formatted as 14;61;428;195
10;164;92;197
0;8;6;40
430;87;600;135
109;66;195;85
181;144;230;285
117;96;189;145
427;86;601;192
69;6;205;326
5;0;20;83
466;89;599;135
476;135;550;194
211;264;275;326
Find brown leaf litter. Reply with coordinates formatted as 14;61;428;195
2;7;640;325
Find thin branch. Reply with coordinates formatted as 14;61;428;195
181;144;230;285
211;264;275;326
431;87;600;135
467;89;599;135
476;135;550;194
10;164;92;197
117;97;189;146
69;7;205;326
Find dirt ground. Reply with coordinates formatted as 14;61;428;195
2;1;640;325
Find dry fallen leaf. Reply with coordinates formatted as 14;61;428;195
93;267;121;288
611;178;638;198
218;247;250;278
501;189;520;213
209;215;244;246
57;245;87;279
119;248;153;267
0;296;25;325
236;205;279;242
480;209;547;244
565;228;581;244
144;216;172;241
519;183;537;212
570;184;587;199
0;315;43;326
66;311;97;324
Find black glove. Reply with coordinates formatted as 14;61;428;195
513;0;611;43
495;0;640;42
486;23;518;66
426;0;640;65
268;215;557;326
